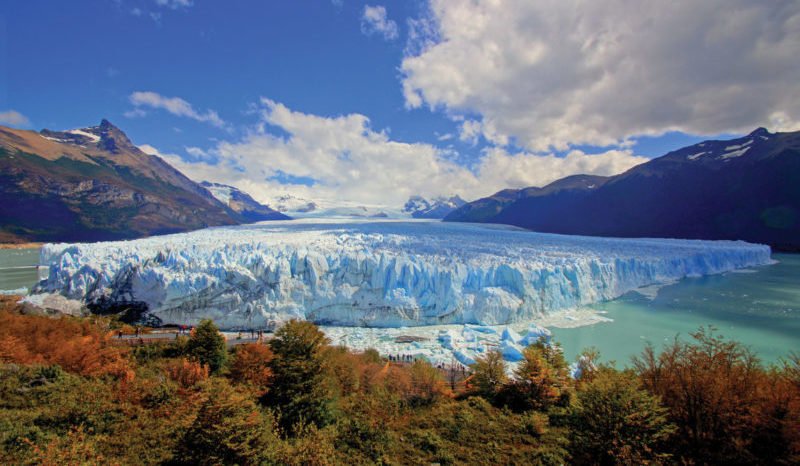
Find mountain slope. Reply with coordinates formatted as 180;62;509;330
200;181;290;222
0;120;245;242
445;128;800;251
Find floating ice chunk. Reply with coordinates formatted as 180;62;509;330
0;287;28;295
501;340;525;362
453;349;478;366
468;325;497;334
462;328;478;342
501;327;522;344
438;329;463;350
521;323;553;346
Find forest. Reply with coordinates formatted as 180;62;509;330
1;296;798;465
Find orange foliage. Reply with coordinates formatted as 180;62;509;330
634;327;800;463
0;309;133;381
166;357;210;388
229;343;274;393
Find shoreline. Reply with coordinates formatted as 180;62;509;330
0;242;43;250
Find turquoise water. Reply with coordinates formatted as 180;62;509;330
1;248;797;364
553;253;800;365
0;248;42;292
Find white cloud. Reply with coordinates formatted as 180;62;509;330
0;110;30;127
361;5;399;41
402;0;800;151
129;91;226;128
476;147;648;192
155;0;193;9
145;99;646;207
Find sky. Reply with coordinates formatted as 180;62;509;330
2;0;799;207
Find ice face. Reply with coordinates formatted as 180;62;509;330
34;219;771;329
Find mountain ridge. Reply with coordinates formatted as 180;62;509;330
445;128;800;251
0;120;266;243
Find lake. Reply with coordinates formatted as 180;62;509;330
2;247;797;365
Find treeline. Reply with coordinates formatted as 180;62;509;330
0;303;798;465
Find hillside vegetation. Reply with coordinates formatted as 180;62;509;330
1;298;798;464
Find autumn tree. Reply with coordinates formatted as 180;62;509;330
567;368;675;464
174;379;279;465
406;359;450;404
498;341;570;412
469;348;507;399
186;319;227;374
229;343;274;395
633;327;793;464
266;320;335;433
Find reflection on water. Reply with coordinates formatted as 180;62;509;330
554;253;800;364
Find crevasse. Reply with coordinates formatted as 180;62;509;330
34;220;771;329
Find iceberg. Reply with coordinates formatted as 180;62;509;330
32;219;771;329
520;323;553;346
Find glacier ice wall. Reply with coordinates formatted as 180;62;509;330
34;219;772;329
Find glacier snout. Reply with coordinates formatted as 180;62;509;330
33;220;772;329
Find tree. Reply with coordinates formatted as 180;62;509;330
174;379;279;465
469;348;507;399
406;359;450;404
498;341;570;412
266;320;335;433
568;369;675;464
186;319;227;374
632;326;780;464
229;343;274;396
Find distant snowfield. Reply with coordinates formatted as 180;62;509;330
34;219;770;333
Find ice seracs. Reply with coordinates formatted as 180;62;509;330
32;219;772;330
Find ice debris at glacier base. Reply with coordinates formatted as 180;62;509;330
33;219;771;329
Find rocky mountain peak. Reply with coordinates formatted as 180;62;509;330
748;127;771;138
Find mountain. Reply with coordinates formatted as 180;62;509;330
403;195;467;219
266;194;318;214
445;128;800;251
0;120;247;243
200;182;290;222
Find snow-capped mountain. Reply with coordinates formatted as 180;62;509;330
266;194;318;214
403;195;467;219
447;128;800;251
267;194;403;218
200;182;289;222
34;220;770;329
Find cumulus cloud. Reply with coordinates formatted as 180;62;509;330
146;99;646;206
361;5;399;41
129;91;226;128
402;0;800;151
0;110;30;127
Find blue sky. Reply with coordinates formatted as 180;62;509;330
2;1;799;206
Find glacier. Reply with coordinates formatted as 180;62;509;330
32;219;771;330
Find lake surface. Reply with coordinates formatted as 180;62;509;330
0;248;44;293
553;253;800;364
2;247;797;364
